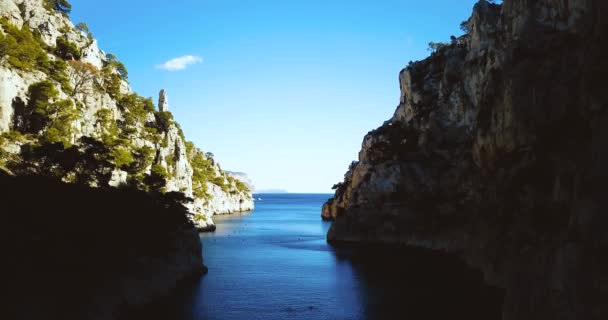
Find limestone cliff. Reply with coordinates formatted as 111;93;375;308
323;1;608;319
0;0;253;230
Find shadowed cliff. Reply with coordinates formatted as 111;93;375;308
0;171;204;320
323;0;608;319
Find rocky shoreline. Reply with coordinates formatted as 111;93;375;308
323;1;608;319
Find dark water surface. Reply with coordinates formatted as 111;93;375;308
136;194;503;320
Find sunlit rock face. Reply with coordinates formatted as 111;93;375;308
0;66;46;132
0;0;253;227
324;0;608;319
158;89;169;112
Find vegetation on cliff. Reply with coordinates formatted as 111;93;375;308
0;0;252;218
0;17;50;71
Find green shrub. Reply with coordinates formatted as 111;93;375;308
0;18;50;71
95;109;119;145
104;53;128;79
2;130;27;143
460;20;470;34
25;81;78;146
110;146;134;168
185;141;195;155
125;145;155;187
188;146;215;199
154;111;174;133
42;127;64;144
40;99;78;146
48;59;73;92
193;214;208;223
75;22;93;43
55;36;81;60
130;146;154;173
0;31;11;61
0;131;27;167
165;153;176;168
119;94;155;127
234;180;250;193
143;126;162;145
159;135;169;148
210;175;228;192
0;150;6;167
222;174;249;194
428;41;449;53
44;0;72;15
98;125;135;170
174;122;186;141
59;25;71;34
115;61;128;79
101;72;122;98
151;164;168;178
144;163;169;193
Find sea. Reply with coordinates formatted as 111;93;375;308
131;193;502;320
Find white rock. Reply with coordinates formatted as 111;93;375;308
0;0;24;27
108;169;128;187
0;66;46;133
158;89;168;112
81;40;105;70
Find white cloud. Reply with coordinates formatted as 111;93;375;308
156;55;203;71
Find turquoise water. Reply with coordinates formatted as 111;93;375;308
135;193;502;320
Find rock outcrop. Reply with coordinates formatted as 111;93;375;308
158;89;168;112
0;0;253;230
323;1;608;319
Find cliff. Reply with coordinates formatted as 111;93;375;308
0;0;253;231
1;172;205;320
323;1;608;319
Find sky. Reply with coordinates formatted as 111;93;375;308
70;0;480;193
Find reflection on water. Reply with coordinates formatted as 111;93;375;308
125;194;502;320
331;245;503;320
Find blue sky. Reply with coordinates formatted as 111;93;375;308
70;0;479;193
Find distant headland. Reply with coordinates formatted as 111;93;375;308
255;189;288;194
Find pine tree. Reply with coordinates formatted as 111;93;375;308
45;0;72;15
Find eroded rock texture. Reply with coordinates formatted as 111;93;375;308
324;1;608;319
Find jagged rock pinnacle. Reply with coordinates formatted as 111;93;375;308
158;89;169;112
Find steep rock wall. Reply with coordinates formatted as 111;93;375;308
323;1;608;319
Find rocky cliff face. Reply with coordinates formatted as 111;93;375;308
0;0;253;229
323;1;608;319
